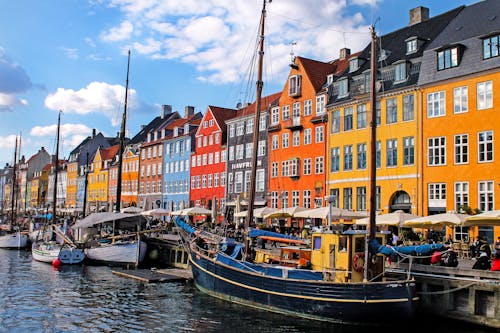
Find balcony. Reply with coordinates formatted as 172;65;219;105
284;117;303;130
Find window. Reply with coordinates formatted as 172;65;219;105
403;136;414;165
331;110;340;133
256;169;265;192
292;102;301;118
304;99;312;116
257;140;265;156
289;75;302;97
453;86;468;114
271;192;278;208
437;47;458;70
316;95;325;115
229;124;235;138
357;143;366;169
349;58;359;72
282;160;289;177
454;182;469;213
245;143;252;159
315;126;324;143
387;139;398;167
394;62;406;82
247;118;254;134
315;157;324;174
289;159;300;177
236;122;244;136
292;131;300;147
271;162;278;178
477;81;493;110
344;107;353;131
356;187;366;211
403;94;414;121
281;191;289;208
338;78;348;97
304;128;312;145
454;134;468;164
428;137;446;166
343;145;353;171
303;190;311;208
429;183;446;201
282;105;290;120
478;131;493;162
234;172;243;193
386;98;397;124
478;181;494;212
343;188;352;210
303;158;312;175
271;107;279;124
376;101;381;125
330;147;340;172
282;133;289;148
482;34;500;59
357;104;367;129
427;91;445;117
272;135;279;150
406;38;417;54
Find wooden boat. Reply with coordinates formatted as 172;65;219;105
174;1;418;325
31;240;84;265
0;230;28;249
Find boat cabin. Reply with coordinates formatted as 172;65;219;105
310;230;388;283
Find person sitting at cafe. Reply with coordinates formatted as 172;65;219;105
491;252;500;271
472;252;491;270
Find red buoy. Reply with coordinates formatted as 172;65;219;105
52;258;61;268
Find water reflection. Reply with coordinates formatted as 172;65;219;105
0;250;491;333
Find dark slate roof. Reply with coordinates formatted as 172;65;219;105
207;106;238;145
128;112;180;145
419;0;500;85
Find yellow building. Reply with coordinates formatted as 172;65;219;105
88;145;119;212
417;2;500;242
66;161;78;208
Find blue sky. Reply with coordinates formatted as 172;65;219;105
0;0;477;166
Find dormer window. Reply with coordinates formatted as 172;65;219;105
406;37;418;54
289;74;302;97
437;45;461;70
379;49;391;62
482;33;500;59
349;58;359;72
327;74;334;85
337;78;349;97
173;127;178;137
394;61;408;82
184;124;190;133
148;133;152;142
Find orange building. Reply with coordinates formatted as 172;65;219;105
108;145;140;209
66;161;78;208
267;56;338;228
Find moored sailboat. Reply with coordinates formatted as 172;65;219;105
174;1;419;325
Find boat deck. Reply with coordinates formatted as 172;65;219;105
112;268;193;283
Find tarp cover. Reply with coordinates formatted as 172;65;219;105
249;228;300;240
72;212;145;229
369;238;446;256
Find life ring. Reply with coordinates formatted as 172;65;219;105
352;252;365;272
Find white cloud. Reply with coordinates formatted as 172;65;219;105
30;123;94;157
0;134;19;149
44;82;138;126
100;20;134;42
95;0;375;85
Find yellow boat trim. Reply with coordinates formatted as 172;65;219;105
190;256;418;304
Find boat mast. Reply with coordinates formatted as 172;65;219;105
10;136;18;225
53;110;62;221
246;0;269;230
82;152;89;218
115;50;130;212
365;26;378;281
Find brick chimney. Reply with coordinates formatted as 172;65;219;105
161;104;172;119
339;48;351;60
409;6;429;26
184;106;195;118
92;128;96;138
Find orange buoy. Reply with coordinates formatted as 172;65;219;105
52;258;61;268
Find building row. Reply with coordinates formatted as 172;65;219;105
1;0;498;242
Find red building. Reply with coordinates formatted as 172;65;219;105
190;106;237;222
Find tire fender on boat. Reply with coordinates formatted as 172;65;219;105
352;252;364;272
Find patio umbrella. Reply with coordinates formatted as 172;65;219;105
355;210;420;226
121;206;143;214
463;210;500;227
234;207;277;219
141;208;170;217
402;212;469;229
182;206;212;216
262;206;308;219
294;206;368;220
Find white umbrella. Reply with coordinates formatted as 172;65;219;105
294;206;368;220
403;212;469;229
121;206;143;214
234;207;277;218
355;210;420;226
72;212;145;229
181;206;212;216
262;206;308;219
463;210;500;227
141;208;170;217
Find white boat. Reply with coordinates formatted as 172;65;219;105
0;231;29;249
31;240;85;265
84;239;147;265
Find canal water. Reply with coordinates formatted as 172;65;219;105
0;249;492;333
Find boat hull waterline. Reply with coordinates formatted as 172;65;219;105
189;251;417;325
0;232;29;249
32;242;85;265
84;241;147;265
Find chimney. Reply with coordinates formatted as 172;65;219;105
161;104;172;119
92;128;96;138
141;125;146;130
184;106;195;118
339;48;351;60
409;6;429;26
